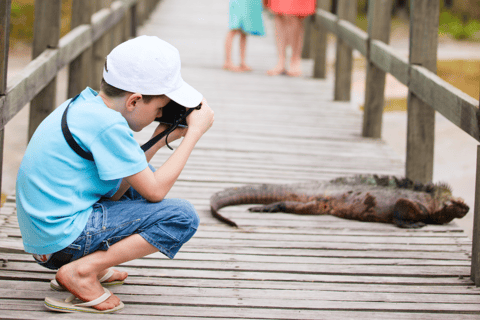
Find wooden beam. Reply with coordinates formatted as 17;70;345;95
0;0;11;198
362;0;393;138
68;0;93;98
472;146;480;285
333;0;356;101
28;0;61;141
369;40;409;86
312;0;331;79
409;65;479;142
405;0;439;183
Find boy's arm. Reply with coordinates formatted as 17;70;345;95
110;99;214;202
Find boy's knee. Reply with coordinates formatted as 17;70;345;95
168;198;200;230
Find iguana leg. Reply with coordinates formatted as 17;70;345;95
393;198;426;228
249;201;324;215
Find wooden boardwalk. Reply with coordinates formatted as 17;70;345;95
1;0;480;318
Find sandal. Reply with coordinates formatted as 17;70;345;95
50;268;124;291
44;287;124;313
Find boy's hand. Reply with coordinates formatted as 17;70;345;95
186;98;214;138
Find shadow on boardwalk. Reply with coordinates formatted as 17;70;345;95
1;0;479;318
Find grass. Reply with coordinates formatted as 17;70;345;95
9;0;72;47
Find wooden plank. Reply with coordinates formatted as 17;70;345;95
472;145;480;284
0;0;10;197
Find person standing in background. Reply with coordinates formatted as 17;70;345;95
265;0;316;77
224;0;266;72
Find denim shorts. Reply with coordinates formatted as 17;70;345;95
36;187;199;270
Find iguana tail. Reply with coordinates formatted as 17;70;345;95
210;184;292;227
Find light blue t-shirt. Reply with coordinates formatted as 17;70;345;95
16;87;148;254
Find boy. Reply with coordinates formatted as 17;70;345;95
15;35;214;313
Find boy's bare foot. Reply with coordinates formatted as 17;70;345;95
267;65;286;76
56;263;124;311
239;64;252;72
223;63;243;72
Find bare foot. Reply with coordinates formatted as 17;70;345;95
223;63;243;72
267;65;286;76
239;64;252;72
56;263;122;311
287;61;302;77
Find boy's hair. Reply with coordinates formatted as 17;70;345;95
100;78;165;104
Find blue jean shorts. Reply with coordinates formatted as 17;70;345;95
35;187;199;270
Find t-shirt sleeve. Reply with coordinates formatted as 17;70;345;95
90;122;148;181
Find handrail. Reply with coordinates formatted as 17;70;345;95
314;7;480;141
305;0;480;286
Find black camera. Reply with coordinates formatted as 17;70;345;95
155;100;189;127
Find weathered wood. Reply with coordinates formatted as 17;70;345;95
28;0;61;141
333;0;356;101
409;65;479;142
362;0;393;138
312;0;331;79
369;40;409;86
405;0;439;183
2;0;140;128
471;146;480;285
301;16;313;59
68;0;94;97
0;0;10;198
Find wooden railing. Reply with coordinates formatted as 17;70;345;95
303;0;480;285
0;0;159;193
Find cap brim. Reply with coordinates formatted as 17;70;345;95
165;79;203;108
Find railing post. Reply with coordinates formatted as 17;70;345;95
28;0;61;141
362;0;393;138
472;145;480;285
405;0;439;183
333;0;356;101
301;16;313;59
68;0;94;98
92;0;113;91
312;0;331;79
0;0;11;199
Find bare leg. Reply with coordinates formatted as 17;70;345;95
239;32;252;71
287;16;305;77
223;30;242;72
267;14;287;76
56;234;157;311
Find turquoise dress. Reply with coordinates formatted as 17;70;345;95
229;0;265;36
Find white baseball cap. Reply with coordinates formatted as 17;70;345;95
103;35;202;108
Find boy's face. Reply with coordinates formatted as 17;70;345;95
124;95;171;132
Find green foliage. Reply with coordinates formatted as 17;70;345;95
439;11;480;40
9;1;35;44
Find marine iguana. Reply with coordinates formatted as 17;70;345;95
210;175;469;228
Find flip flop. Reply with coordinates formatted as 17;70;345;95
50;268;124;291
44;287;124;313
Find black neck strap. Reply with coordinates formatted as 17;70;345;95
61;95;200;161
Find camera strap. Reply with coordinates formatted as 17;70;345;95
61;95;201;161
141;105;200;152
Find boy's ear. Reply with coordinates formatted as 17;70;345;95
125;93;143;111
